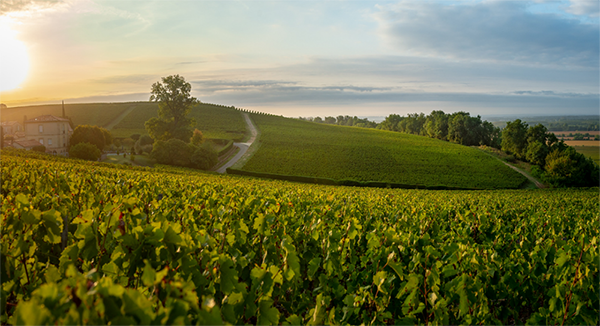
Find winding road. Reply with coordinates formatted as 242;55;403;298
216;113;258;173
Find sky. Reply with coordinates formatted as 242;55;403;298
0;0;598;118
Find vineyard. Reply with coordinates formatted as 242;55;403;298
0;103;135;128
110;103;248;141
1;150;598;325
242;114;527;189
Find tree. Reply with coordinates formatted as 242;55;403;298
145;75;199;142
70;125;110;151
190;129;204;145
544;147;599;187
69;142;101;161
134;135;154;154
32;145;46;153
190;143;218;170
424;110;449;140
501;119;528;159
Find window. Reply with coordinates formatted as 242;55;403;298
39;125;43;133
39;138;44;145
48;138;52;146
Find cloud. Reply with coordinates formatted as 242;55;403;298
0;0;65;15
375;1;599;67
566;0;599;17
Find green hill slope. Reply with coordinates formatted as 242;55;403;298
240;114;527;189
3;102;248;141
111;102;247;140
0;102;134;127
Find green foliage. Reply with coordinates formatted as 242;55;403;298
69;142;101;161
1;152;598;325
151;139;216;170
544;147;599;187
146;75;198;142
190;129;204;145
134;135;153;155
70;125;110;152
32;145;46;153
242;114;526;189
501;119;529;159
190;143;218;170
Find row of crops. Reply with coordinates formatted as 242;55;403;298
111;103;248;141
1;151;598;325
241;114;527;189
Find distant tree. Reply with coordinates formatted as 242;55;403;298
324;116;336;124
525;124;550;166
69;142;101;161
130;134;141;141
101;129;113;147
134;135;154;154
424;110;449;140
32;145;46;153
121;138;135;151
190;129;204;145
70;125;110;152
145;75;199;142
378;114;403;131
113;139;121;149
501;119;528;159
313;117;323;123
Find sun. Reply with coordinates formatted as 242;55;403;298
0;24;30;92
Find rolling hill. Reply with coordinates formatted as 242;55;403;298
238;114;527;189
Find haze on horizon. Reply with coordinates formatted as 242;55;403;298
0;0;598;118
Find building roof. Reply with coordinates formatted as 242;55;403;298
24;115;70;123
14;139;43;148
1;121;21;126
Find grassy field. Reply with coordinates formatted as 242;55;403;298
0;102;135;127
572;145;600;164
111;102;247;141
241;114;527;189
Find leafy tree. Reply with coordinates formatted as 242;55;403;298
190;129;204;145
501;119;528;159
525;140;548;166
70;125;110;151
324;116;336;124
134;135;154;154
378;114;402;131
145;75;199;142
544;147;599;187
69;142;101;161
424;110;449;140
313;117;323;123
130;134;141;141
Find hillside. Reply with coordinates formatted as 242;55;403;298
2;102;248;141
1;150;597;325
0;102;134;127
239;114;527;189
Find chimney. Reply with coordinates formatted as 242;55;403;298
62;100;65;118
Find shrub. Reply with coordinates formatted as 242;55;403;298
151;138;194;167
69;142;101;161
191;143;218;170
70;125;110;151
32;145;46;153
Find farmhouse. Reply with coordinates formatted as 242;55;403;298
1;121;23;136
23;115;73;154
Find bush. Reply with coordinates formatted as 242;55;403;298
69;142;101;161
190;143;218;170
70;125;110;151
544;147;600;187
141;144;153;154
32;145;46;153
504;155;516;163
151;138;194;167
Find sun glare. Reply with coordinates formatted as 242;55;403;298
0;24;30;92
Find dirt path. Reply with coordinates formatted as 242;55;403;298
104;105;136;130
500;161;545;188
215;113;259;173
